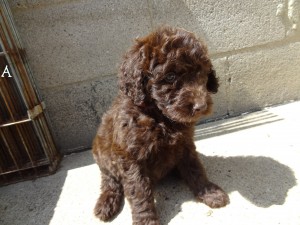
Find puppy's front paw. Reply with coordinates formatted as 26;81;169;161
197;182;229;208
94;191;122;221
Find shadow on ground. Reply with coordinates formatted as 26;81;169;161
0;149;296;225
196;110;283;140
154;153;296;225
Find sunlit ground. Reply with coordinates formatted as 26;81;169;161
1;102;299;225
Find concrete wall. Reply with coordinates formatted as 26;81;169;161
8;0;300;154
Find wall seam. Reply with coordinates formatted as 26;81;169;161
210;36;300;59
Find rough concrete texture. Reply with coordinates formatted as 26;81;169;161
0;102;300;225
150;0;286;53
9;0;151;89
207;57;229;118
7;0;300;153
228;42;300;115
41;75;118;152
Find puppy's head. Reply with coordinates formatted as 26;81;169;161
119;26;219;123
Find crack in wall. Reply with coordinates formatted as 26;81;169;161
224;56;232;117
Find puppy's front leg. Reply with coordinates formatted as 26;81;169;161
122;163;160;225
177;145;229;208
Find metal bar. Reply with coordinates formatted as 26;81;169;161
0;159;49;175
1;3;39;108
0;128;21;173
16;125;36;167
31;116;52;163
0;102;45;127
0;16;32;110
0;79;17;121
0;73;36;170
0;118;31;128
30;114;60;171
0;139;9;182
0;0;60;184
0;103;44;126
2;0;43;104
27;102;45;119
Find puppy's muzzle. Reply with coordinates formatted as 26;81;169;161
193;102;207;112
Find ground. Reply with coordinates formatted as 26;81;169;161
0;101;300;225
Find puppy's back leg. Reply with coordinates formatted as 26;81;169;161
94;172;124;221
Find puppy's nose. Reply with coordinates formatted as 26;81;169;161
193;102;207;112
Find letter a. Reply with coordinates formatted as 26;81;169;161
1;65;12;77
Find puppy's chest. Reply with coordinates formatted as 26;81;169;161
137;122;182;148
117;113;186;160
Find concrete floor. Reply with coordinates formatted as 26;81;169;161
1;101;300;225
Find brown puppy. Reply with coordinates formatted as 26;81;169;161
92;26;229;225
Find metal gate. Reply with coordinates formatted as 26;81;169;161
0;1;60;185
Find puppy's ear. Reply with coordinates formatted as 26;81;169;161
207;69;219;94
118;44;149;106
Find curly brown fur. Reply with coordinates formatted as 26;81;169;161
92;26;229;225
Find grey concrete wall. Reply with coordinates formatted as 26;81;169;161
8;0;300;154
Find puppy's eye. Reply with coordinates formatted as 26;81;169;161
164;72;176;83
